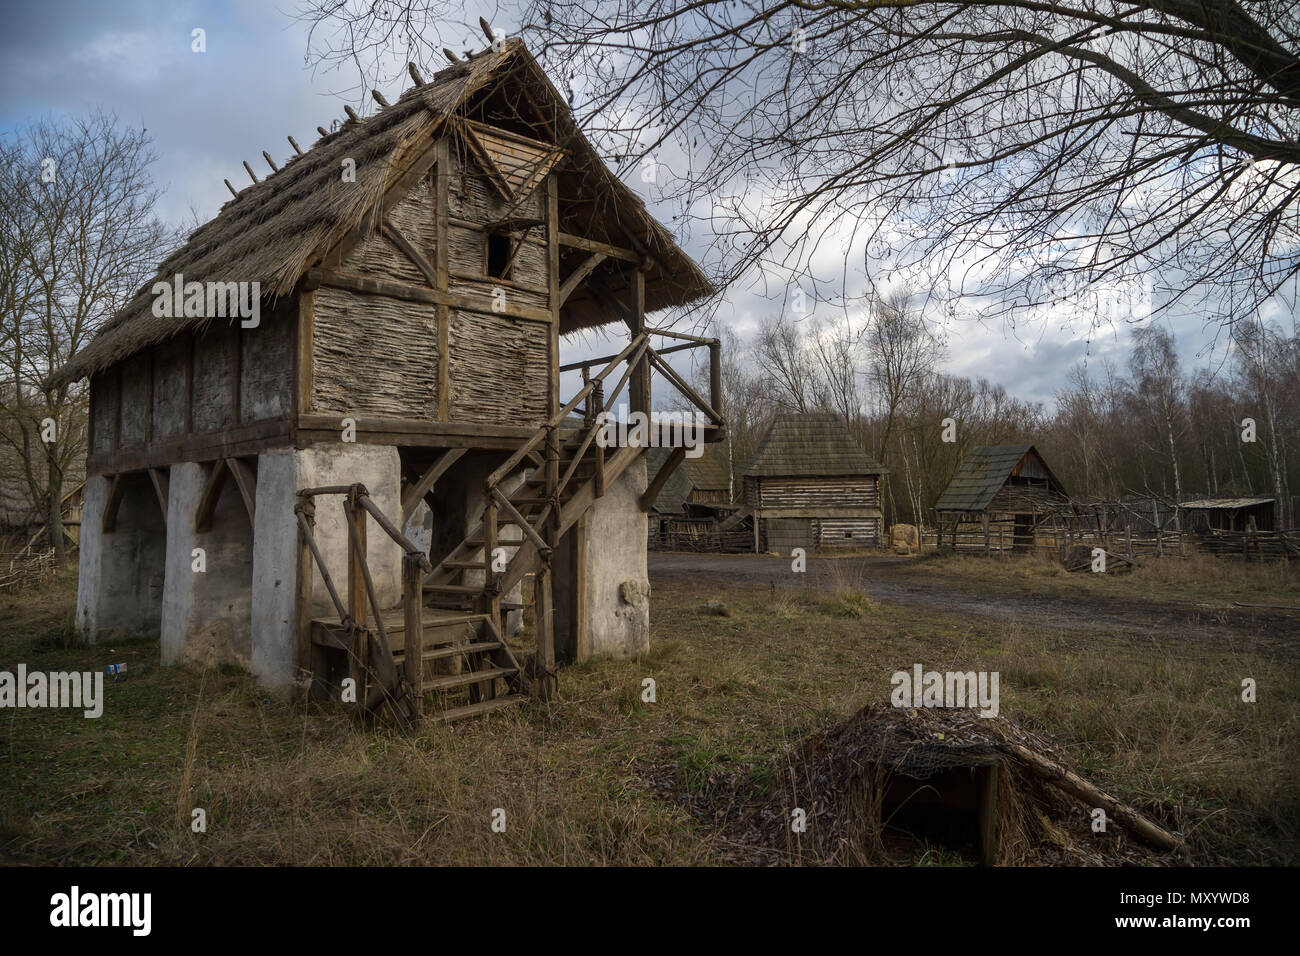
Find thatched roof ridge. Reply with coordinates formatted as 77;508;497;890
742;410;887;478
50;39;714;387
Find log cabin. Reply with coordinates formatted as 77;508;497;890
933;444;1068;552
48;39;723;724
741;411;887;552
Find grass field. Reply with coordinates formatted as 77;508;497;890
1;551;1296;866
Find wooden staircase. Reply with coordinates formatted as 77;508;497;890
295;328;724;727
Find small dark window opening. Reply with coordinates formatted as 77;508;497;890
844;531;853;537
486;231;513;279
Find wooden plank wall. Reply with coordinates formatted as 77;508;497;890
86;296;295;475
750;475;881;509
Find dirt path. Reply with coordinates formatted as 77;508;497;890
649;551;1299;659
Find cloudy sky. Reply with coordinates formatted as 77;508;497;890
0;0;1251;408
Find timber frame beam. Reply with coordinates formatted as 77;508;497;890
195;457;257;532
640;446;686;511
401;447;467;523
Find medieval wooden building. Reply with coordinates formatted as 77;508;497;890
933;444;1068;552
50;38;722;723
646;444;741;550
740;411;887;552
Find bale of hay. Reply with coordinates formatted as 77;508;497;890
890;523;919;549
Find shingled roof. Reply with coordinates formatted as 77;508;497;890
933;444;1064;512
50;39;713;388
646;443;732;513
742;411;886;478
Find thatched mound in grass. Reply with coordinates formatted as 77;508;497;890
656;702;1183;865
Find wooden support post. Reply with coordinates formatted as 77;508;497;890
345;498;369;716
709;338;722;420
295;499;316;685
403;556;424;718
547;173;561;418
1125;521;1133;560
978;764;999;866
434;135;451;421
982;513;990;556
347;499;368;628
628;267;649;415
545;424;560;536
534;563;556;701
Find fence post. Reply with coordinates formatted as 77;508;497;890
294;498;316;690
982;514;990;556
403;555;424;718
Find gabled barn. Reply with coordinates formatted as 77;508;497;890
49;38;723;722
934;444;1069;551
646;444;738;549
741;411;887;552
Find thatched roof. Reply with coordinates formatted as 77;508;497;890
934;444;1064;513
742;411;886;478
51;39;714;388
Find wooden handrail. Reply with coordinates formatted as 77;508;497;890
486;333;647;491
295;506;348;622
645;327;717;345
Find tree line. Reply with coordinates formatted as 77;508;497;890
685;295;1298;530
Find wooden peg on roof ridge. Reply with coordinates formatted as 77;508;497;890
408;62;425;85
224;179;238;198
288;135;302;155
443;48;460;62
343;105;361;123
372;90;390;108
317;126;329;137
263;150;279;172
242;160;259;183
479;18;495;43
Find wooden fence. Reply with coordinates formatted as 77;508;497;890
920;525;1300;561
0;549;58;592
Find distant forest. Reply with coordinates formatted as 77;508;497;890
680;296;1298;529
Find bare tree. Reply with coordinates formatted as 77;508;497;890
754;315;819;413
302;1;1300;334
864;291;943;463
1127;325;1188;505
0;112;168;561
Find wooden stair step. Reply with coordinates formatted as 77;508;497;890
428;694;525;724
424;666;517;692
417;640;502;662
423;583;485;594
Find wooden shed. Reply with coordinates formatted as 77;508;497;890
1179;497;1275;533
933;444;1069;552
646;444;741;550
740;411;887;552
49;38;724;724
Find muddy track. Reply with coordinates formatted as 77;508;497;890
648;551;1299;660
